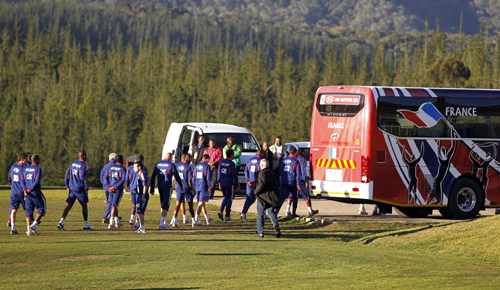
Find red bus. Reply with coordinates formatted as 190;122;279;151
309;86;500;219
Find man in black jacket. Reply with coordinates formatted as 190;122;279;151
262;141;274;170
254;159;281;238
192;135;208;166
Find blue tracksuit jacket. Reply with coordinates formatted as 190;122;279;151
175;161;193;193
100;161;115;189
8;163;25;194
244;155;262;184
151;160;182;190
280;156;301;186
107;163;126;191
24;164;42;193
218;158;238;186
65;159;88;191
193;161;212;191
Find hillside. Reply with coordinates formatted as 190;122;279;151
369;215;500;265
161;0;496;35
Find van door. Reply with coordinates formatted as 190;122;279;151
175;126;202;163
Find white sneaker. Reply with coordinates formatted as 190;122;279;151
206;217;213;225
192;220;201;227
241;214;247;223
158;224;169;230
26;229;34;236
30;222;39;235
183;217;191;224
83;226;94;231
170;219;179;228
108;223;117;229
135;228;146;233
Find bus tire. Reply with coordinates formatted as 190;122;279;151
447;179;483;219
394;207;432;218
438;208;454;219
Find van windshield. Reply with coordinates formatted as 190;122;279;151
199;133;260;152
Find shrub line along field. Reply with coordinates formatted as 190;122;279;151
1;187;499;289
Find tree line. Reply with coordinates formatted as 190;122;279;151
1;1;500;186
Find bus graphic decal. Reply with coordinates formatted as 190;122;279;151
397;102;444;128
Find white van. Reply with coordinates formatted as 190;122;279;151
162;123;261;185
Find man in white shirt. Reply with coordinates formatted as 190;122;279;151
269;137;287;171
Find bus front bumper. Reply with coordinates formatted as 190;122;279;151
310;181;373;200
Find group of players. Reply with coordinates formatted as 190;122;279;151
7;137;318;235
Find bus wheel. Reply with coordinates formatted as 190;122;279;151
438;208;454;219
394;207;432;218
447;179;483;219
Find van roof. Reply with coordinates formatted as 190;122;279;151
172;122;251;134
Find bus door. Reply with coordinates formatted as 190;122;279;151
310;89;371;199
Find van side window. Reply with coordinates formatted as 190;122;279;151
181;129;193;154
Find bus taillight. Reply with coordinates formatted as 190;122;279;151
361;156;371;183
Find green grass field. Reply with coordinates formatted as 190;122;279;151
1;188;500;289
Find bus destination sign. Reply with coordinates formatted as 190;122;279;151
320;95;360;106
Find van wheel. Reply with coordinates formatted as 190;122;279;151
394;207;431;218
447;179;483;219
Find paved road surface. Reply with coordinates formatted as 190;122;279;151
210;189;497;223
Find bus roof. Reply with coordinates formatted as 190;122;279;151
317;86;500;99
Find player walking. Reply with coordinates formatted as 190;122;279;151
150;153;183;230
100;153;116;224
7;153;27;235
58;151;94;231
171;154;197;227
240;150;265;222
217;149;240;221
133;162;149;233
106;155;126;229
193;154;213;225
24;155;46;236
280;147;301;216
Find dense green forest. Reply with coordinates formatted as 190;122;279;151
1;1;499;186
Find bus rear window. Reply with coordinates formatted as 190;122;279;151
316;94;364;117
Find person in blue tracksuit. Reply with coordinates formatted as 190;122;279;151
240;150;266;222
193;154;213;226
133;161;149;233
171;154;196;228
217;149;240;221
150;153;183;230
287;148;318;217
24;154;46;236
100;153;117;224
126;155;148;228
7;153;27;235
106;155;126;229
279;147;301;217
58;151;94;231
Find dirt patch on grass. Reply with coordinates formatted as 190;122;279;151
59;255;117;261
5;263;29;266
